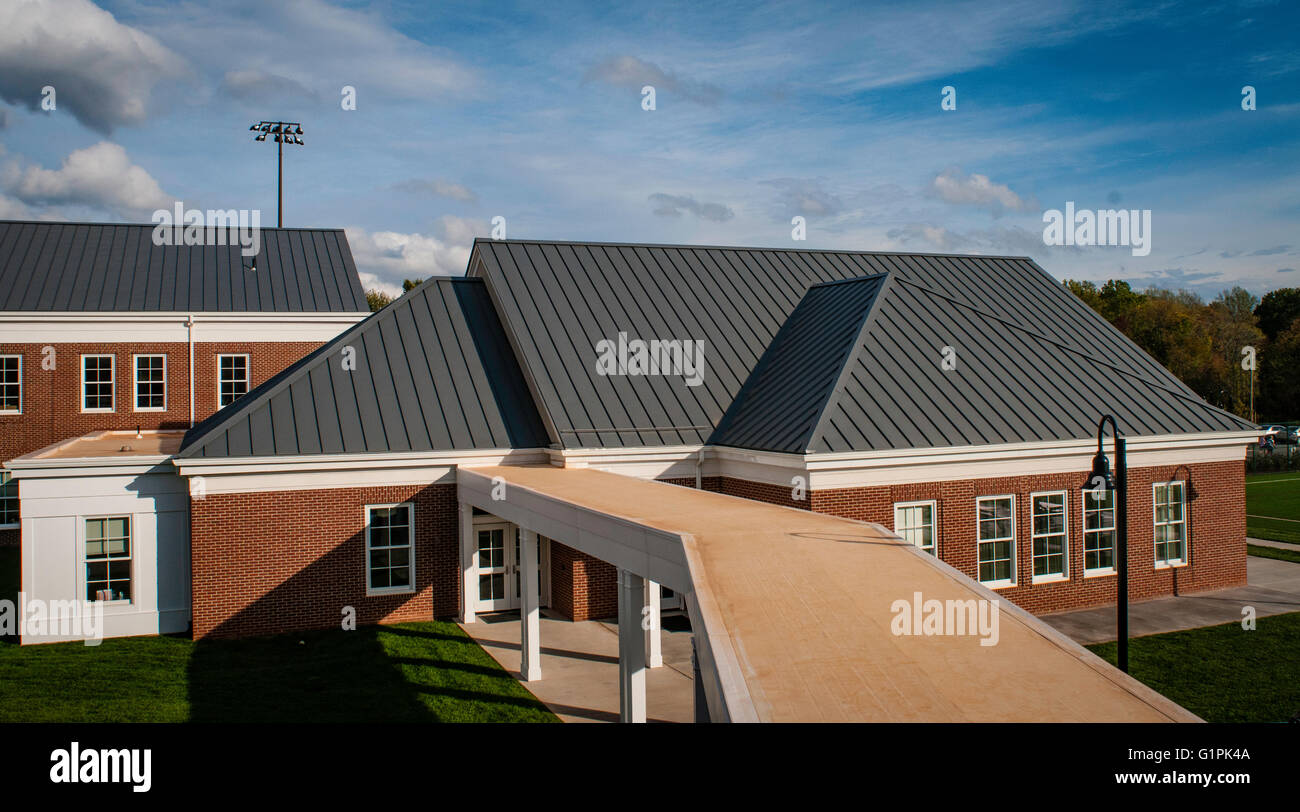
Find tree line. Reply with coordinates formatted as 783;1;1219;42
1065;280;1300;423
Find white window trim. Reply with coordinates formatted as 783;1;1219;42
81;514;134;606
976;494;1016;589
1081;490;1117;578
365;502;416;596
0;471;18;530
1153;480;1189;569
217;353;250;407
132;353;168;412
80;354;115;413
893;499;938;555
1029;490;1069;584
0;354;21;415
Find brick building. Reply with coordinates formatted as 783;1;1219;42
5;238;1256;644
0;220;370;549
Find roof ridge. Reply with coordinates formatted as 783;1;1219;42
472;237;1035;262
0;219;347;233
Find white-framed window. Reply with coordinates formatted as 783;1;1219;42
1082;489;1116;576
81;354;115;412
1030;491;1068;582
133;354;167;411
1154;481;1187;568
977;495;1015;588
0;471;17;528
85;516;132;603
217;354;250;407
366;503;415;595
894;500;937;555
0;355;20;414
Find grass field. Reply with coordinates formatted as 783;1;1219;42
1089;612;1300;723
0;546;556;723
1245;471;1300;544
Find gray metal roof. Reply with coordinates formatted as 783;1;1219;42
471;239;1252;451
712;274;1255;454
0;220;368;312
178;277;549;457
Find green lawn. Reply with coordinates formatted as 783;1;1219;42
1248;543;1300;564
1246;471;1300;543
1088;612;1300;723
0;546;556;723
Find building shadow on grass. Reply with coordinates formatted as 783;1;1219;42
186;509;553;722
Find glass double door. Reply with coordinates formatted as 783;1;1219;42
474;522;546;613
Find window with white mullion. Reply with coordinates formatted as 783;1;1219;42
134;354;167;411
0;355;20;413
894;500;937;555
81;355;115;412
1082;490;1116;575
977;495;1015;587
1154;481;1187;567
1030;491;1067;581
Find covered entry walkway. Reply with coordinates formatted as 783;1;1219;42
457;465;1199;723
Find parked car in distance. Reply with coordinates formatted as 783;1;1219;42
1261;425;1296;444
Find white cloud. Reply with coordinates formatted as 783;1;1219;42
4;141;174;218
0;0;187;134
345;216;485;293
648;193;734;222
929;168;1032;215
585;56;722;105
393;179;477;203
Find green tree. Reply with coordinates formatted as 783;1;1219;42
365;289;393;312
402;278;424;293
1255;288;1300;342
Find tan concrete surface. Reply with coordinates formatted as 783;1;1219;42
21;430;186;460
468;464;1199;723
461;610;695;723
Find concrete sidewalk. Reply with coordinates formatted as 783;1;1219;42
1042;556;1300;645
1247;536;1300;551
461;610;695;723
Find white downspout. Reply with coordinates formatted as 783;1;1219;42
187;314;195;428
696;447;706;489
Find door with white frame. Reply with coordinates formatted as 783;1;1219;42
473;519;550;614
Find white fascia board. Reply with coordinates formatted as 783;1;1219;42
5;455;175;480
0;311;367;343
172;448;550;494
550;444;709;479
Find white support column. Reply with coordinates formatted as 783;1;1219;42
618;568;647;723
644;579;662;668
458;502;476;624
519;527;542;682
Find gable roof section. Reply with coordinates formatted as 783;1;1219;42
471;239;1241;451
709;275;887;453
712;273;1255;454
178;277;549;458
0;220;368;312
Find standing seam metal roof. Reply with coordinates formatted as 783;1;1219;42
0;221;368;312
471;240;1248;451
178;277;549;457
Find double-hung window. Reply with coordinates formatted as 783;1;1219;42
0;471;17;528
218;354;249;407
1082;490;1116;575
367;504;415;594
1030;491;1067;582
134;354;167;411
894;500;937;555
0;355;20;413
1154;481;1188;567
85;516;132;602
977;495;1015;587
82;355;114;412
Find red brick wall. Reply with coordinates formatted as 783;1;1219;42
549;541;618;622
190;483;458;639
0;340;321;462
717;459;1246;614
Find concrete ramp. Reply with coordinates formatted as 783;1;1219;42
464;465;1199;723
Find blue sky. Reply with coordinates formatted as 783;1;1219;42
0;0;1297;297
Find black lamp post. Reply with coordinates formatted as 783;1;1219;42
248;120;304;227
1087;415;1129;672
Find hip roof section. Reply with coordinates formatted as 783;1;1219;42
471;239;1248;451
178;277;549;457
0;220;368;313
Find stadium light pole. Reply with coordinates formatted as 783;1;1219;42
1086;414;1129;673
248;121;304;227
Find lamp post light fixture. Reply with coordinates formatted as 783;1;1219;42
1086;414;1130;672
248;120;304;227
